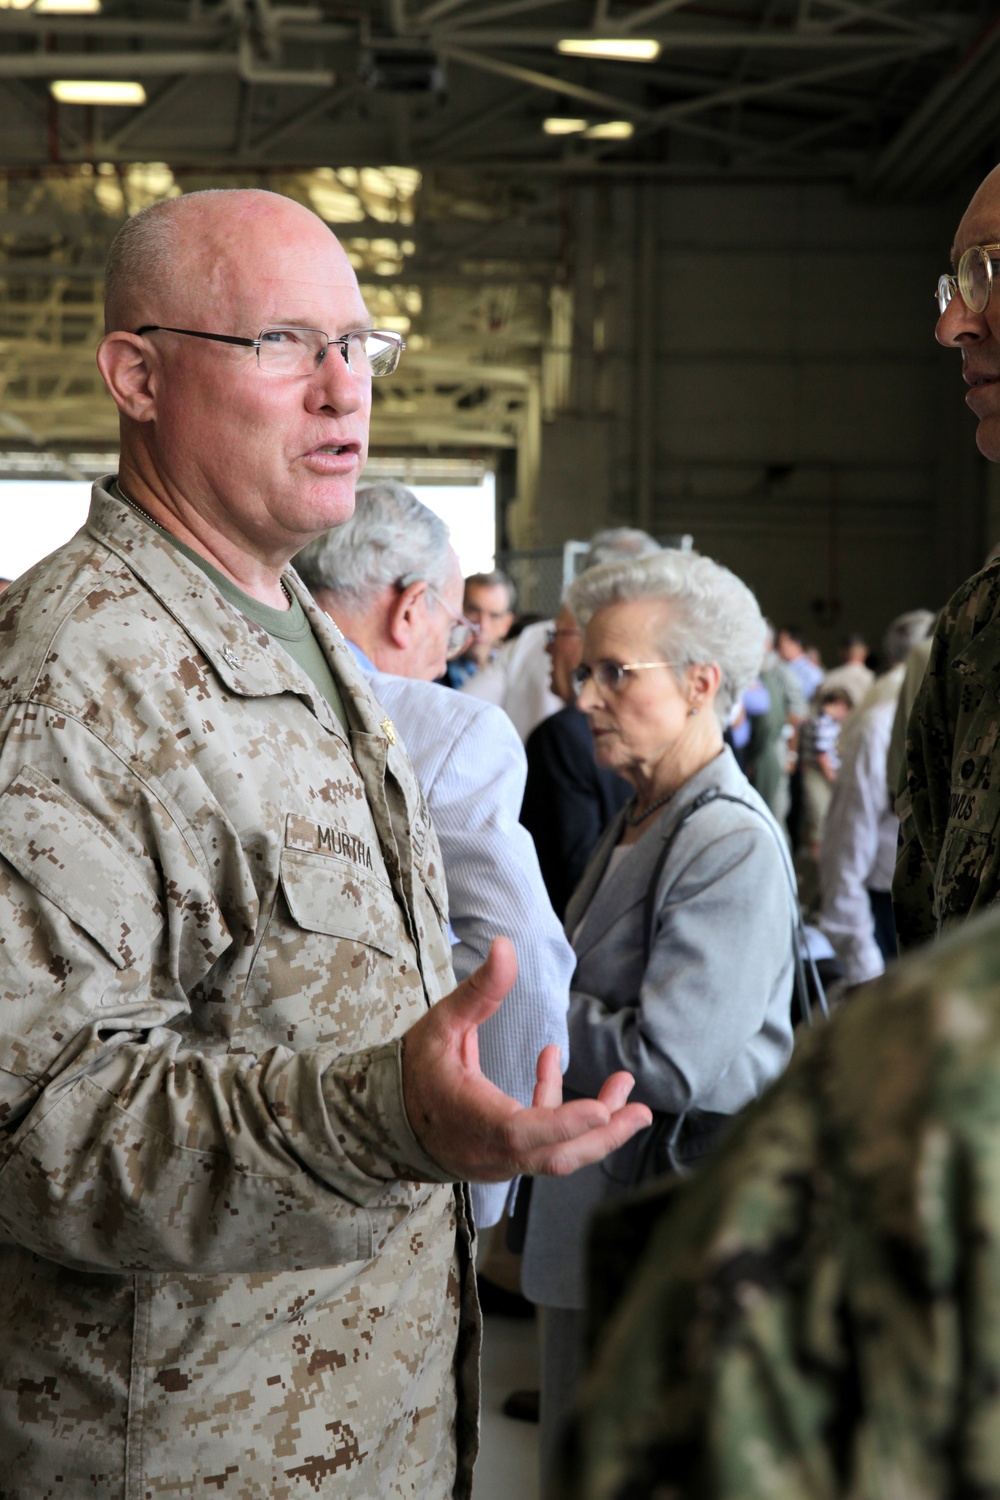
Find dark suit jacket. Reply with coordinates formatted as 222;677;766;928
521;705;632;919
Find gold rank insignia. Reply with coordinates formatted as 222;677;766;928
381;717;396;744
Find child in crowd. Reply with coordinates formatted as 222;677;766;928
803;685;854;790
798;685;855;900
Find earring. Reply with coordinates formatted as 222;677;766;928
688;704;699;717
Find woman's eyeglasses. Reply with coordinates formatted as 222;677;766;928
572;660;673;694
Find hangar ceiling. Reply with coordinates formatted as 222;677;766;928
0;0;996;491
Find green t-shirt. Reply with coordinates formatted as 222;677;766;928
116;492;349;735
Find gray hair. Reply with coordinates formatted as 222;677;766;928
103;188;304;332
104;197;185;331
882;609;936;666
464;568;516;611
567;550;766;724
294;481;453;604
585;527;661;571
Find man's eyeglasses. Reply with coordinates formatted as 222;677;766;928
572;660;674;695
466;605;511;625
937;244;1000;316
135;325;405;378
398;576;479;659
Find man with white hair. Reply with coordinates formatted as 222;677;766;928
463;527;662;743
295;482;574;1230
819;609;936;985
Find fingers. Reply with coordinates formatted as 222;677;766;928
438;935;518;1033
595;1070;637;1113
520;1101;654;1178
531;1044;563;1109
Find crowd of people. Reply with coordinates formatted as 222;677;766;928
3;167;1000;1500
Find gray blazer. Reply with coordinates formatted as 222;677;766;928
521;747;795;1309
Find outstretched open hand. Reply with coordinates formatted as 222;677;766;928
402;936;652;1182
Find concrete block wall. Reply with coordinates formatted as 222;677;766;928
532;176;985;660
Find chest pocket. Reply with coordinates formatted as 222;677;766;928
0;764;162;972
280;813;400;956
937;747;1000;924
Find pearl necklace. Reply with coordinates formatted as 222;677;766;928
114;480;293;606
624;790;674;827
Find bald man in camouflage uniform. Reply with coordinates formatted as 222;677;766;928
895;165;1000;946
552;906;1000;1500
0;189;649;1497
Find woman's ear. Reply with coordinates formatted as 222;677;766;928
96;332;159;422
386;578;428;650
686;661;722;712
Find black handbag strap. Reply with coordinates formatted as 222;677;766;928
641;787;828;1027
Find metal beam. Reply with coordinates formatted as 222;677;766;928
251;82;359;153
436;27;952;52
104;75;194;152
0;48;334;87
0;410;88;479
801;0;938;41
441;0;572;26
438;44;651;119
619;0;698;30
583;43;929;161
416;0;493;25
419;85;533;154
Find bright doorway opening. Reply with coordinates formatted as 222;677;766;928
0;471;497;584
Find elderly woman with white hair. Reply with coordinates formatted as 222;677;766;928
520;549;797;1482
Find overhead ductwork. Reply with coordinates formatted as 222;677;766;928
864;13;1000;199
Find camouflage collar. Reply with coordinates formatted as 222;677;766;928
87;477;380;743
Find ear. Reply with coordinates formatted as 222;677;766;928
386;579;428;650
96;332;159;422
685;661;722;711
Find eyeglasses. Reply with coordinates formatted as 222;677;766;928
135;324;405;377
572;660;674;695
936;245;1000;316
466;605;511;625
430;586;479;659
545;627;582;645
398;575;479;659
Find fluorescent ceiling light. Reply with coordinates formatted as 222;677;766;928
584;120;634;140
35;0;102;12
50;79;146;105
557;38;661;62
543;117;588;135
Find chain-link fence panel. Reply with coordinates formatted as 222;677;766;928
498;534;693;619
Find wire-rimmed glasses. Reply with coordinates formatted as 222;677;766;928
937;244;1000;317
397;575;479;659
572;660;674;695
135;324;405;377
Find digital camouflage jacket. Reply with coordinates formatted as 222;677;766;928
0;481;476;1499
894;563;1000;949
553;904;1000;1500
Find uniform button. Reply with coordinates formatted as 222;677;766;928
962;758;976;779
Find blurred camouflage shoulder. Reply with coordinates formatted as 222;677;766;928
894;560;1000;949
554;907;1000;1500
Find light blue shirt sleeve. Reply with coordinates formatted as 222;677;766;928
367;671;574;1227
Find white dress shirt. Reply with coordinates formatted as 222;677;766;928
818;671;903;986
460;619;563;743
355;649;574;1227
